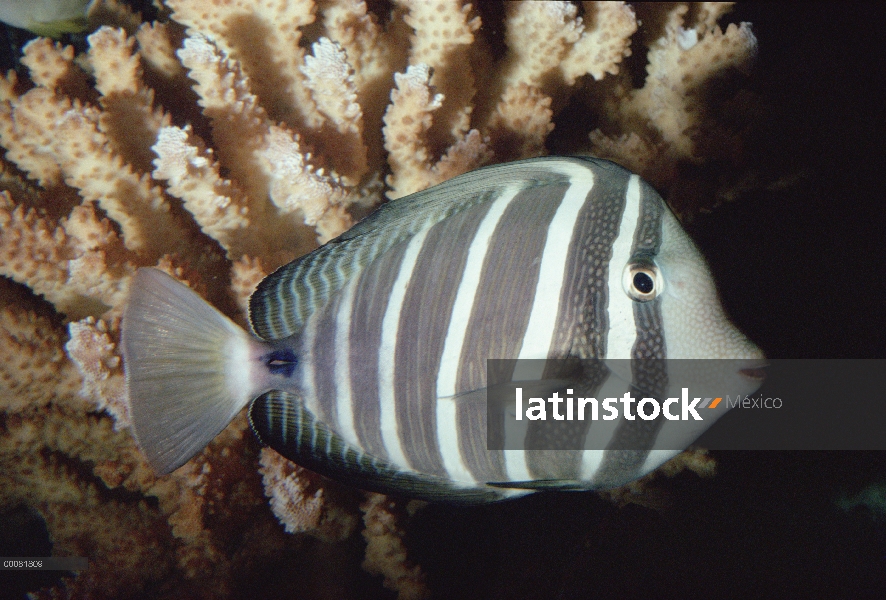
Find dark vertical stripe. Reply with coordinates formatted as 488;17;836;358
458;179;569;483
631;178;665;257
526;358;612;480
525;449;584;480
456;181;569;393
546;165;630;362
349;241;410;459
594;178;669;488
630;178;667;366
393;201;494;476
312;290;343;425
456;395;507;482
523;357;593;483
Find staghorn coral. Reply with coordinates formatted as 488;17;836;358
361;493;429;600
0;2;761;598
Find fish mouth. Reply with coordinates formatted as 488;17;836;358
738;362;769;381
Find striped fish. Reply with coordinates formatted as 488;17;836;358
122;156;766;502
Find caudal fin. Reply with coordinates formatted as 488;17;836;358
122;268;259;474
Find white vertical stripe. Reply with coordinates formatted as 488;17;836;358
435;396;475;484
501;386;533;483
378;227;432;469
503;450;532;483
515;164;595;367
604;174;641;360
333;278;359;445
435;185;521;484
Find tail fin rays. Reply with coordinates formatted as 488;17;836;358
122;268;258;474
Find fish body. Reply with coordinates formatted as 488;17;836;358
123;157;765;502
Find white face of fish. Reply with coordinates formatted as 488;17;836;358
657;210;764;361
606;208;766;403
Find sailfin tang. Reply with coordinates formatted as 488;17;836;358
122;268;260;474
249;391;505;503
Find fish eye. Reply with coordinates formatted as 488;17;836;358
633;271;654;293
622;261;663;302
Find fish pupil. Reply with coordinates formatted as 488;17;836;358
265;349;298;378
633;272;654;294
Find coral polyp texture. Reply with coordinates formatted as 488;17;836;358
0;1;758;598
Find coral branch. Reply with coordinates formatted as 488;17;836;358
383;63;489;198
301;37;368;185
259;448;358;542
0;192;134;318
361;493;429;600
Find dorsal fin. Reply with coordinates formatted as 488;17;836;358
248;156;617;340
248;391;506;503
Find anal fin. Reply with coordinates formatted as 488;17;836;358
248;391;506;503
